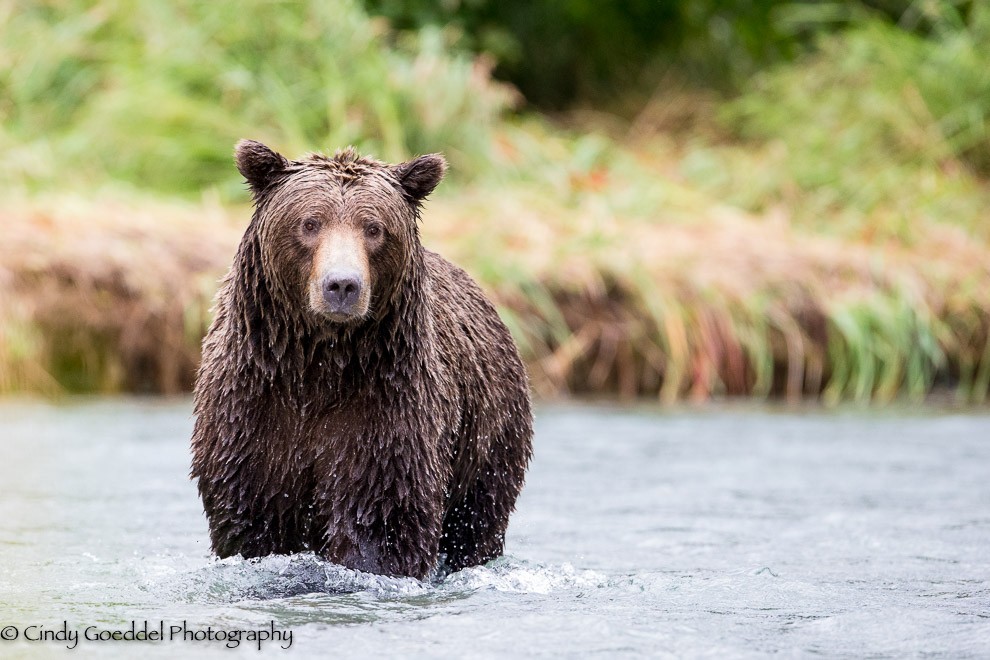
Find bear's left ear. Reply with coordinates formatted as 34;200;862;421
392;154;447;202
234;139;289;194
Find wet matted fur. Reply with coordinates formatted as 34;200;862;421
190;140;533;579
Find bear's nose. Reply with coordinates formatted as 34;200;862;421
322;271;363;314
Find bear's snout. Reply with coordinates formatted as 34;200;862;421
322;271;363;314
308;226;372;322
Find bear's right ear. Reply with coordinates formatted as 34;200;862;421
234;139;288;194
392;154;447;203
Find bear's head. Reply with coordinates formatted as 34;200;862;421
235;139;446;324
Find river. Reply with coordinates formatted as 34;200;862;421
1;399;988;657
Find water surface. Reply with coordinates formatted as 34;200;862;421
1;399;988;657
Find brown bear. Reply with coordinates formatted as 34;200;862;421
190;140;533;580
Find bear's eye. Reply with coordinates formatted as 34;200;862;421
365;223;383;238
302;218;320;234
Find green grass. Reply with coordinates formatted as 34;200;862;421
0;0;514;198
693;11;990;243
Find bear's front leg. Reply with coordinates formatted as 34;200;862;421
319;486;447;579
322;498;445;579
315;435;450;579
200;480;304;559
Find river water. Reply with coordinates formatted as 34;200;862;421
0;399;988;658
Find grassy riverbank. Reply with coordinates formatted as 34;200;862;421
3;123;988;403
2;2;989;403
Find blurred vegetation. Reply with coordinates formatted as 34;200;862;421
365;0;796;110
362;0;984;111
717;5;990;225
1;0;989;403
0;0;514;197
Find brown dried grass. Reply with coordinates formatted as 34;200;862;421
1;188;988;403
0;195;241;394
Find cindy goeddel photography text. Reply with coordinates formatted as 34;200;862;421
0;620;292;650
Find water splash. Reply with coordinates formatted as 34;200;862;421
147;553;605;604
440;558;608;594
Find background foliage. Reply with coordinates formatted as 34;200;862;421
0;0;513;196
1;0;989;402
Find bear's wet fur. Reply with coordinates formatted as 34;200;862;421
190;140;533;579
